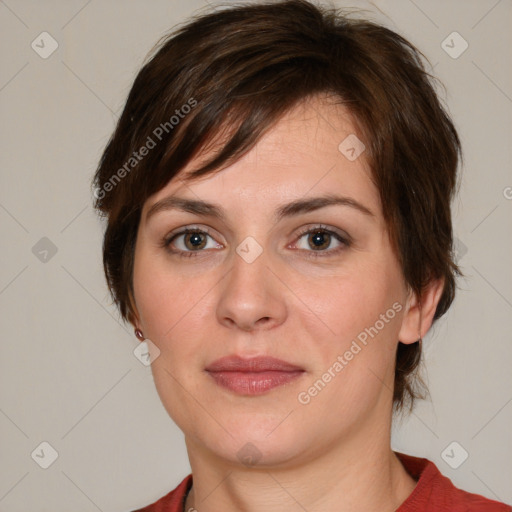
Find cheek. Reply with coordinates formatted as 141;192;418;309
295;276;403;420
293;258;405;409
298;261;403;349
133;246;209;340
132;251;216;430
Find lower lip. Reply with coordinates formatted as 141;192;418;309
207;370;304;395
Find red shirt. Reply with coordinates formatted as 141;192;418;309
132;452;511;511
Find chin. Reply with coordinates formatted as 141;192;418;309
184;409;310;468
219;430;308;469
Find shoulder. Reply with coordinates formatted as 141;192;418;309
130;474;193;512
396;452;511;512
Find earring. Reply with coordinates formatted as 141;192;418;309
134;328;145;341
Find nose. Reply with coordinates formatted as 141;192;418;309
215;244;287;332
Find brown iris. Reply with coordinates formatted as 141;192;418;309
308;231;331;250
184;230;207;250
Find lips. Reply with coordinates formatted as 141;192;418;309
206;355;304;372
205;355;305;395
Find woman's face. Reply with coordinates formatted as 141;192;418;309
132;96;417;467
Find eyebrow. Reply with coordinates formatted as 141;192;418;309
145;193;375;224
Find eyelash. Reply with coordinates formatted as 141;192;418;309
161;224;351;259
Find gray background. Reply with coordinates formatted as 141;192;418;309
0;0;511;510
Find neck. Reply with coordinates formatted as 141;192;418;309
183;418;416;512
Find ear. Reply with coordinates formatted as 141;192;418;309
127;288;141;330
398;277;445;344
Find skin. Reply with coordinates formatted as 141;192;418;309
131;94;444;512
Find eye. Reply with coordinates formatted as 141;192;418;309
163;227;223;257
162;224;350;259
292;225;350;257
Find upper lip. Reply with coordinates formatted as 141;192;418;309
205;355;304;372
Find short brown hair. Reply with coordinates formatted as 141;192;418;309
93;0;462;412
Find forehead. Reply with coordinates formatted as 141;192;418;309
143;95;380;219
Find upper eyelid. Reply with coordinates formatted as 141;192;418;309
294;224;350;240
166;224;217;237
